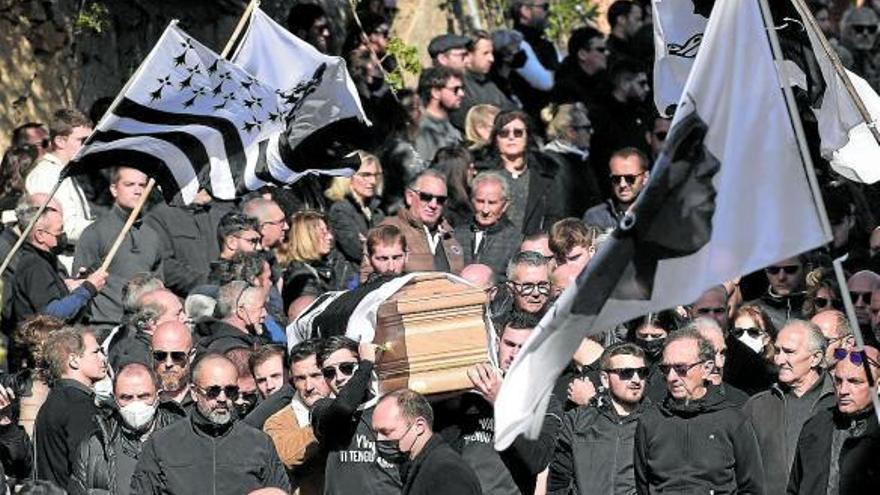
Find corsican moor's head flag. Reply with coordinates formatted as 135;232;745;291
65;22;288;204
652;0;713;116
231;7;371;184
494;0;829;450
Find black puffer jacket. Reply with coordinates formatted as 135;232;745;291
68;402;184;495
193;318;266;357
634;384;765;494
549;400;648;495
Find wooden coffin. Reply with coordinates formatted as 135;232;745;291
374;273;490;395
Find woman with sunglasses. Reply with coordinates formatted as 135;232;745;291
477;110;564;236
801;266;842;318
731;304;777;362
278;211;355;320
325;151;386;274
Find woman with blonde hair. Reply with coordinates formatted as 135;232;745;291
325;151;385;272
464;104;500;149
542;102;602;218
277;211;354;318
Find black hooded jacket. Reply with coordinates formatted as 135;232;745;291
193;318;266;356
634;384;765;494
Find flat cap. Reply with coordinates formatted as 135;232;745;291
428;33;473;58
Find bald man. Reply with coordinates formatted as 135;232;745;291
846;270;880;333
810;310;855;366
132;354;290;494
151;321;195;413
788;346;880;494
460;263;495;290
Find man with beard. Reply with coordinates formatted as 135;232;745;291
310;337;402;495
549;343;649;494
150;321;195;415
69;363;183;495
131;354;289;494
264;339;331;495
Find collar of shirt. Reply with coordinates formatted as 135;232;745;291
423;225;441;255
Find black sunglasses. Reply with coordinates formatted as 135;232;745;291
849;291;872;304
696;306;726;316
196;384;240;400
731;327;763;339
609;173;644;186
152;351;189;365
659;361;704;377
321;362;358;380
813;296;838;309
605;366;648;380
498;128;526;139
764;265;800;275
853;24;879;35
411;189;447;205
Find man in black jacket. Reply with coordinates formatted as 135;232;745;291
130;353;289;494
549;342;649;495
69;362;184;495
744;320;834;495
310;336;402;495
787;346;880;495
455;172;523;279
194;281;269;357
372;388;481;495
746;256;808;330
35;327;108;488
634;328;765;494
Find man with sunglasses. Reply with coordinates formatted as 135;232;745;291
415;67;463;163
634;328;765;494
549;342;649;494
264;339;331;495
788;345;880;494
150;321;196;414
311;336;402;495
841;6;880;91
132;354;289;494
743;320;834;495
846;270;880;338
582;147;649;231
748;256;808;330
366;170;464;278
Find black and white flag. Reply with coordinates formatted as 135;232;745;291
495;0;829;449
652;0;713;116
65;22;292;204
231;7;371;185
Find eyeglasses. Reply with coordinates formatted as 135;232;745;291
853;24;879;35
356;171;383;180
261;219;287;229
511;281;551;296
609;172;645;186
321;362;358;380
695;306;726;316
833;348;880;368
410;189;447;205
659;361;704;377
236;234;262;247
731;327;763;339
195;384;240;400
498;128;526;139
849;291;872;304
605;367;648;381
152;351;189;365
764;265;800;275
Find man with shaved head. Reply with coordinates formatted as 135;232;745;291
151;321;195;414
70;362;183;495
744;320;834;494
132;354;290;494
846;270;880;335
788;346;880;494
810;310;855;366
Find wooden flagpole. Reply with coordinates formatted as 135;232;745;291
759;0;880;420
96;0;260;273
790;0;880;147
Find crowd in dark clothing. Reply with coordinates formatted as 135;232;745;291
1;0;880;494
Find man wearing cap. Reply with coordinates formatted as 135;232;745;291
415;66;464;162
428;33;472;72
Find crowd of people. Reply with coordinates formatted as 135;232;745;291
0;0;879;493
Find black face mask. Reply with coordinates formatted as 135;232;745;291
636;337;665;359
375;423;416;464
510;50;528;69
50;232;68;255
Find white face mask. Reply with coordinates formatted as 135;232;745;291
119;400;158;431
738;333;764;354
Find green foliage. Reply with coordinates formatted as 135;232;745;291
384;36;422;92
75;1;111;34
546;0;599;45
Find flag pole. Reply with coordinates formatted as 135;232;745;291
790;0;880;147
759;0;880;420
97;1;258;273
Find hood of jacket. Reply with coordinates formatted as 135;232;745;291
659;383;731;418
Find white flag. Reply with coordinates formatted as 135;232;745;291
494;0;829;450
231;8;370;184
652;0;710;116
